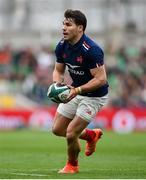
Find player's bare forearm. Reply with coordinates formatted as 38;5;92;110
66;76;106;102
53;70;64;83
52;62;66;83
80;76;107;93
79;65;107;93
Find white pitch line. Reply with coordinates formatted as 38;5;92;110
7;168;59;177
10;172;49;177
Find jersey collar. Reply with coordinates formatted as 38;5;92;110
66;34;85;50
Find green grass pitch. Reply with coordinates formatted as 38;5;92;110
0;129;146;179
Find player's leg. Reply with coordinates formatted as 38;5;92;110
66;115;89;162
58;115;89;174
79;128;103;156
77;95;108;156
52;99;77;137
52;112;71;137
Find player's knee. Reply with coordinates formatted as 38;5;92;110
66;131;77;142
52;127;61;136
52;126;65;137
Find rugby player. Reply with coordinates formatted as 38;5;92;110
51;9;109;174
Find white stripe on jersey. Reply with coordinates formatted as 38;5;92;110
82;44;89;50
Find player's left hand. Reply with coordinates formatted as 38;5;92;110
65;87;78;102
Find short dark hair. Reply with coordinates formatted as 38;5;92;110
64;9;87;31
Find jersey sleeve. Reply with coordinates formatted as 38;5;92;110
55;41;64;63
87;46;104;69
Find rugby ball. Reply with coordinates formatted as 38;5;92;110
47;83;70;103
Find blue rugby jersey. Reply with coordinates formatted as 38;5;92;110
55;34;108;97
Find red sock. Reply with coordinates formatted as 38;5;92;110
80;129;96;142
68;159;78;166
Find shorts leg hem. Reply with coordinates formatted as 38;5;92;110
76;113;91;123
57;108;74;120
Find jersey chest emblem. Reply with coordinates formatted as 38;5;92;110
63;53;67;58
76;56;83;64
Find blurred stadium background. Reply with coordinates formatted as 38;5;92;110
0;0;146;178
0;0;146;133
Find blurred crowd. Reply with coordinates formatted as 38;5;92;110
0;43;146;107
106;44;146;107
0;44;55;105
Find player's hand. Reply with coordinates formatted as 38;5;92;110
55;82;66;87
65;87;78;102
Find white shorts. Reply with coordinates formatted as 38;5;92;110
57;94;108;122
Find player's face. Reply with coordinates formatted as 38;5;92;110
62;18;83;44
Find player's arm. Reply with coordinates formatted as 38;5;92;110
53;62;66;83
66;65;107;101
79;64;107;93
78;46;107;94
66;46;107;101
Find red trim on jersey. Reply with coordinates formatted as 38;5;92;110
83;41;90;48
